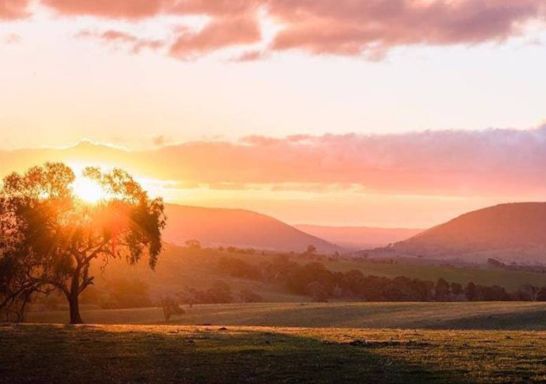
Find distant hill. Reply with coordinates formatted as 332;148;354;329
163;205;339;253
389;203;546;264
294;224;422;250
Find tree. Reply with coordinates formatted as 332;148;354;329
465;282;478;301
304;245;317;256
537;287;546;301
185;239;201;249
160;297;185;322
434;278;450;301
450;282;463;297
0;163;166;324
517;284;540;301
306;281;329;302
205;281;233;303
239;288;263;303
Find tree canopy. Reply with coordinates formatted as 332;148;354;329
0;163;166;323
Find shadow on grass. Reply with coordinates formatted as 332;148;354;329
0;324;473;384
424;309;546;331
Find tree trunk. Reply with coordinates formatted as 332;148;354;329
68;292;83;324
68;268;83;324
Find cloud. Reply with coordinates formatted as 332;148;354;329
231;49;267;62
170;14;262;58
269;0;546;56
40;0;171;19
2;126;546;199
3;32;21;44
0;0;30;20
4;0;545;58
77;29;165;53
152;135;172;146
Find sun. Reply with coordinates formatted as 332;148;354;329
72;176;107;204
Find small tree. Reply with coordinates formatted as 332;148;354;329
239;288;263;303
185;239;201;249
0;163;166;324
161;297;185;322
304;245;317;257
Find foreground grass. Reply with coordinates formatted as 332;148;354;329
28;301;546;330
1;323;545;383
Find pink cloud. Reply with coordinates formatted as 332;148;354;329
269;0;546;55
231;49;267;62
170;14;262;58
78;29;164;53
3;127;546;198
4;1;544;58
169;0;258;17
41;0;170;19
3;32;21;43
145;126;546;197
0;0;29;20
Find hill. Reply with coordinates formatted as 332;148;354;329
390;203;546;264
295;224;422;249
163;204;339;253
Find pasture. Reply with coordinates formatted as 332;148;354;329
90;245;546;304
28;301;546;330
1;323;545;383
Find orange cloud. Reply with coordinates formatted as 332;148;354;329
0;0;29;20
2;127;546;198
41;0;170;19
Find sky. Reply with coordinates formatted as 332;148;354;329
1;0;546;227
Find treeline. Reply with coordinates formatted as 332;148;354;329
32;278;154;311
177;281;262;305
218;256;546;302
487;258;546;274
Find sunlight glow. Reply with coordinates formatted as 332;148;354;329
72;176;107;204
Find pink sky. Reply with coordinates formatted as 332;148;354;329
1;0;546;226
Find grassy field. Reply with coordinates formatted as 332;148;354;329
322;257;546;291
28;301;546;330
91;245;546;304
1;323;546;383
15;248;546;383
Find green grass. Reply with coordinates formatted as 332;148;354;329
1;323;546;383
28;301;546;330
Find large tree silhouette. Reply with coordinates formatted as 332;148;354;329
0;163;165;324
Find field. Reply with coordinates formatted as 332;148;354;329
28;301;546;330
88;245;546;304
1;323;546;383
13;248;546;383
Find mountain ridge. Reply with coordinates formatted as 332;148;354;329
163;204;340;253
387;202;546;264
294;224;422;249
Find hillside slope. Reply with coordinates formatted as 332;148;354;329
295;224;422;249
392;203;546;264
163;205;339;253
